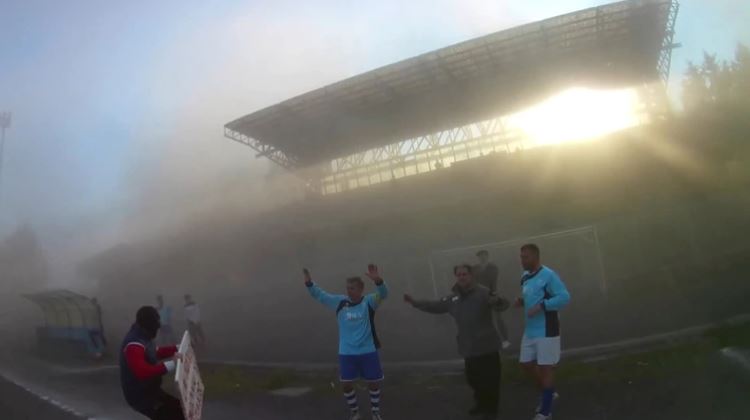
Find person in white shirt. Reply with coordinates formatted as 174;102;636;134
183;294;205;347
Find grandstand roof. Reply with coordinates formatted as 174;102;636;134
225;0;677;169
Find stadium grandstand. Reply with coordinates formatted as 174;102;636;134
84;0;750;364
225;0;679;195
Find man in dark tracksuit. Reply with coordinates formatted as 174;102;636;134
405;264;510;420
120;306;184;420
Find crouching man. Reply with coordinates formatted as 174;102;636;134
120;306;184;420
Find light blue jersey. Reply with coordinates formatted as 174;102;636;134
158;306;172;326
521;266;570;339
307;281;389;355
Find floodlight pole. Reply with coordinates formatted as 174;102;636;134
0;111;11;210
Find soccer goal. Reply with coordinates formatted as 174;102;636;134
428;225;607;298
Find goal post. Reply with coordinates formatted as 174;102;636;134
428;225;607;298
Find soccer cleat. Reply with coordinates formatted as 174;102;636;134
348;412;361;420
371;412;383;420
501;340;512;350
535;392;559;413
532;414;551;420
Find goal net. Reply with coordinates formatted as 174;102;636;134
428;225;606;299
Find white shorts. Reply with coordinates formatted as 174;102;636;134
519;335;561;365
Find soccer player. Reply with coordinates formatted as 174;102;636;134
183;294;205;347
473;250;512;350
404;264;509;420
304;265;389;420
515;244;571;420
156;295;175;345
119;306;183;420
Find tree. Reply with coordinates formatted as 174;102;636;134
682;43;750;113
682;61;709;111
730;44;750;108
0;225;49;294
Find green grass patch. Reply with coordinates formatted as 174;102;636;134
555;321;750;384
198;321;750;398
704;322;750;348
201;366;302;397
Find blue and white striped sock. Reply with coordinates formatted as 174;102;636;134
369;388;381;413
343;390;358;413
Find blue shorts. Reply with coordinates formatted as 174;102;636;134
339;352;384;382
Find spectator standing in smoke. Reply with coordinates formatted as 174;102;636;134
183;294;205;347
473;250;512;350
119;306;183;420
404;264;509;420
156;295;175;345
515;244;570;420
304;265;389;420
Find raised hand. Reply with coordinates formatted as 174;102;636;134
303;268;312;285
364;264;382;283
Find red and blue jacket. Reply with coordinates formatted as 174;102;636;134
119;324;177;411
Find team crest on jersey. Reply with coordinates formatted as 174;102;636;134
345;310;364;321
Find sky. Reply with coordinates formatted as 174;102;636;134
0;0;748;279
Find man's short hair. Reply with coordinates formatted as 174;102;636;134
520;243;541;257
476;250;489;257
453;263;473;275
346;277;365;288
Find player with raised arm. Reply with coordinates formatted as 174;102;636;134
304;265;389;420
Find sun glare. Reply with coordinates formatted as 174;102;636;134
505;87;643;147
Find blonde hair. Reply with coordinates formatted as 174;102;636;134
346;277;364;288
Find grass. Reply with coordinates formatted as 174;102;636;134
198;321;750;399
201;366;305;398
555;321;750;383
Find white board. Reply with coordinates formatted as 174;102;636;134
175;331;204;420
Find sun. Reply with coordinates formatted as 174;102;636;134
505;87;643;147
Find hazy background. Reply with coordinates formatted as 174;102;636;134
0;0;749;365
0;0;748;285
